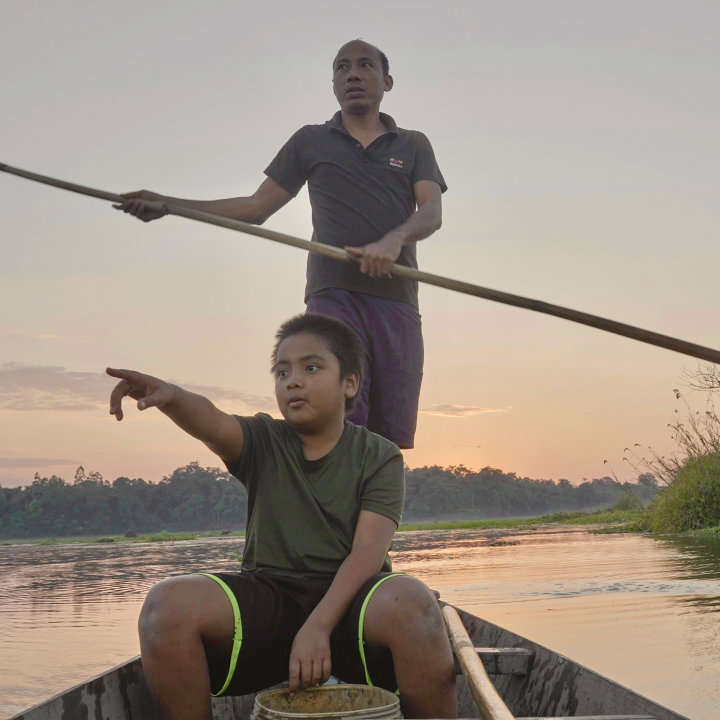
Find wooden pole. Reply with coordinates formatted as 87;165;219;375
442;605;515;720
2;161;720;365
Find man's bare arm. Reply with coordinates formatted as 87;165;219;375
345;179;442;277
106;368;244;468
112;176;293;225
287;510;397;691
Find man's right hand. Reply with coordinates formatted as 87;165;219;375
107;368;177;421
112;190;168;223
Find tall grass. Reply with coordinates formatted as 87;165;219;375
644;454;720;532
632;365;720;532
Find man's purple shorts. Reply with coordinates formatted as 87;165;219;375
306;288;423;449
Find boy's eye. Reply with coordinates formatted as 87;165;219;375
306;364;319;372
277;370;288;379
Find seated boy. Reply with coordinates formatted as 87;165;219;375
106;313;456;720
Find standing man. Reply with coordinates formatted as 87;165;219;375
116;39;446;450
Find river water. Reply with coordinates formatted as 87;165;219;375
1;526;719;720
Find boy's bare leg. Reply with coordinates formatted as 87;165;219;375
363;576;457;719
139;575;235;720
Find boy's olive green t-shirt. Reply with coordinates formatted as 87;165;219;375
229;413;405;579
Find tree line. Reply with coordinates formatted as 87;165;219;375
0;462;658;539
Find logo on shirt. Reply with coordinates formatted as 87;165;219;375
389;157;403;168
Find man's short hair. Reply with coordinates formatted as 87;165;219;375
372;43;390;77
335;40;390;77
272;313;364;412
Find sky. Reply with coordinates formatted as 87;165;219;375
1;1;719;488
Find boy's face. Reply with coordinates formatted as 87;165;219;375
274;333;358;430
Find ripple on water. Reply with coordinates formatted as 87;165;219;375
1;527;720;720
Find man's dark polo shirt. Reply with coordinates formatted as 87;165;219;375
264;112;447;308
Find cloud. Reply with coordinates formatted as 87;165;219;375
0;363;276;414
0;457;79;468
0;363;112;411
0;330;63;340
169;381;276;414
419;404;509;417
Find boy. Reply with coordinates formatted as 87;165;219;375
107;314;456;720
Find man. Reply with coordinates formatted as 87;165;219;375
116;40;446;450
106;313;456;719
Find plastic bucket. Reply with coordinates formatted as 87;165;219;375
250;685;402;720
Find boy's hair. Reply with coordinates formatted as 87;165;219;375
272;313;364;412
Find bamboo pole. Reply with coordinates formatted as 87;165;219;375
2;161;719;365
442;605;515;720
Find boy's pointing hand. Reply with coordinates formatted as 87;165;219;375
106;368;177;421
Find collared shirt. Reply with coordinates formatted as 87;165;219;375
264;111;447;307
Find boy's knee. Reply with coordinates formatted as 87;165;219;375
371;576;443;637
139;575;205;645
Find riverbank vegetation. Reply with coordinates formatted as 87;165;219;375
633;371;720;534
399;507;640;532
0;461;657;540
1;508;642;545
5;530;245;546
643;454;720;533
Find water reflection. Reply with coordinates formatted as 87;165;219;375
0;537;246;609
653;535;720;612
1;527;719;720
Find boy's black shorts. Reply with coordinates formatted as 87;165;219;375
199;570;404;697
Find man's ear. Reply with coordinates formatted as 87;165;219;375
344;372;360;401
384;75;394;92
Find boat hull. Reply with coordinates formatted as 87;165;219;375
10;607;689;720
452;606;688;720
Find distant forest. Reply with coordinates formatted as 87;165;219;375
0;462;659;539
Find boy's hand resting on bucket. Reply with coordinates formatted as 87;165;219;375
289;618;332;693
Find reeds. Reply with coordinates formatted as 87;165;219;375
628;364;720;532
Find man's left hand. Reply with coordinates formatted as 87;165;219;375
345;234;403;278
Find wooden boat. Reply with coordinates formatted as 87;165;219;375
10;604;689;720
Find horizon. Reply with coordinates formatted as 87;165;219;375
0;456;647;490
2;1;719;488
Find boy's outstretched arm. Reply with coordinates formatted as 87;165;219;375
288;510;397;692
106;368;244;467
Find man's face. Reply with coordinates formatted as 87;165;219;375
274;333;358;430
332;41;392;115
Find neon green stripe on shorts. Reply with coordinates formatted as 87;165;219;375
357;573;405;687
197;573;242;697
